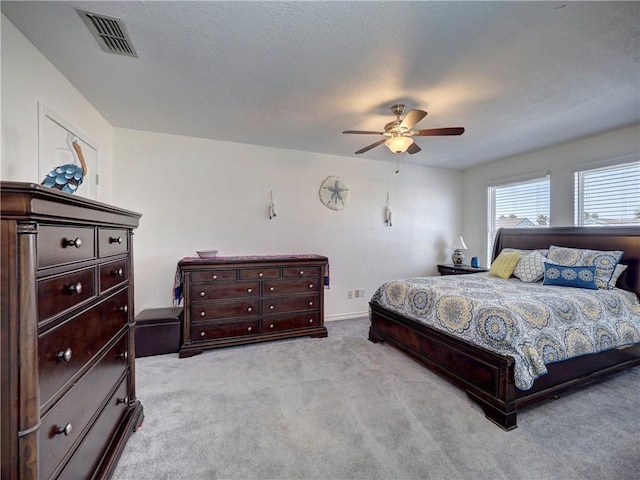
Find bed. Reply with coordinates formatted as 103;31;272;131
368;226;640;430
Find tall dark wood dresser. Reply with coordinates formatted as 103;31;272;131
1;182;143;479
178;255;328;358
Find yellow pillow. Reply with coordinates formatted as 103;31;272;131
489;251;521;279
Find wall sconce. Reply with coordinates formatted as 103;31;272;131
269;190;277;219
451;236;468;265
384;191;392;226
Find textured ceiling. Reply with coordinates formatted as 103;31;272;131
2;1;639;170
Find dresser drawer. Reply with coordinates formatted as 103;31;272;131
98;228;129;257
263;312;320;332
190;269;237;282
263;278;319;296
38;225;96;269
38;267;97;323
100;259;128;293
39;334;128;480
239;267;280;280
58;377;129;480
283;266;319;277
39;288;129;408
192;319;260;340
262;293;319;314
190;281;259;301
191;298;259;322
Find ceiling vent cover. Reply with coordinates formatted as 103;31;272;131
77;9;138;57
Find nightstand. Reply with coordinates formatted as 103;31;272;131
437;264;488;276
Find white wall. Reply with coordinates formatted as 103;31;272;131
1;14;115;202
1;12;463;321
461;125;640;265
112;128;462;319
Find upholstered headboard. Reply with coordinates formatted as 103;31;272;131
492;226;640;298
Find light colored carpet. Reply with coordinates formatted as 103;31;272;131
113;317;640;479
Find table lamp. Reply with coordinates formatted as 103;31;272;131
451;236;468;265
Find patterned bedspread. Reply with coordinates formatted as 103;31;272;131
370;273;640;390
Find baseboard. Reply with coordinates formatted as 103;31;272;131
325;311;369;322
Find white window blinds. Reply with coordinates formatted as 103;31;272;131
574;161;640;226
487;175;550;259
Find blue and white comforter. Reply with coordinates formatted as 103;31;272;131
371;273;640;390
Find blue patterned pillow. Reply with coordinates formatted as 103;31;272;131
546;246;623;289
543;263;598;290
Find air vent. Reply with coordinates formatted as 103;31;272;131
77;9;138;57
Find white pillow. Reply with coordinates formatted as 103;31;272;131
513;250;547;283
609;264;628;287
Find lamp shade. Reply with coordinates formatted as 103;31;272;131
452;236;468;250
385;136;414;154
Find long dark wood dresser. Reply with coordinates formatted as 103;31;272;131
1;182;143;479
178;255;329;358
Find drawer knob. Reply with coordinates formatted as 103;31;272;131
247;307;253;312
269;324;274;329
119;305;128;313
200;291;206;297
200;331;206;337
112;267;124;277
117;396;129;405
299;270;304;275
308;284;314;289
118;351;128;360
269;305;274;310
269;286;275;292
247;288;252;293
67;282;83;295
212;274;218;280
56;348;72;363
247;326;252;332
110;236;123;244
309;318;314;324
259;273;264;278
308;301;313;306
57;423;73;436
200;311;205;317
65;237;82;249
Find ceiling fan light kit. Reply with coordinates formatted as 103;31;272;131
343;104;465;165
385;135;414;154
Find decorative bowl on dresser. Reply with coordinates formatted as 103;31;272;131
1;182;143;479
177;255;329;358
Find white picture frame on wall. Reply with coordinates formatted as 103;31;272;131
38;103;99;199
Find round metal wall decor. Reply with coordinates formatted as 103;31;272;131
319;176;350;211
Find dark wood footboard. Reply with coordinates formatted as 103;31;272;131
370;303;640;430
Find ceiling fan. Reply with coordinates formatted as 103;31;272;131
343;104;465;155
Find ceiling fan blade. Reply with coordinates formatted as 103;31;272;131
400;109;427;130
406;143;422;154
414;127;465;136
354;139;387;154
343;130;384;135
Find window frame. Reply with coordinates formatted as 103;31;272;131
487;172;551;261
573;158;640;227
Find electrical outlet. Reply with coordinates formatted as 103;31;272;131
359;289;365;298
348;291;353;299
354;290;360;298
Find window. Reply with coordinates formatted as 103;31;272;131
488;174;550;259
574;161;640;226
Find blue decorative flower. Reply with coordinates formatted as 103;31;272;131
546;267;561;279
